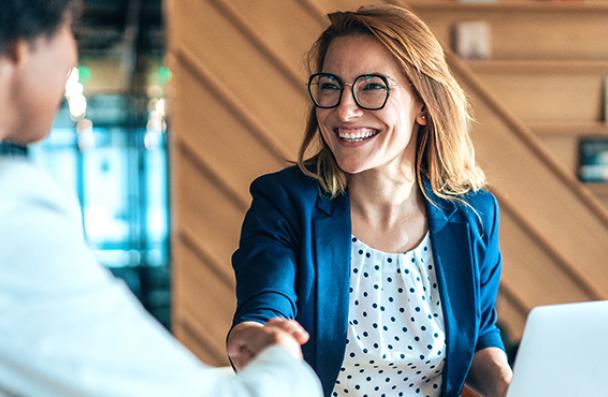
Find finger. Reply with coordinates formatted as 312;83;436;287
231;349;254;370
240;325;304;361
226;337;245;357
266;318;308;339
267;318;309;344
235;325;278;357
227;322;266;369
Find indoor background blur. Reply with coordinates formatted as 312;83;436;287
32;0;171;327
35;0;608;383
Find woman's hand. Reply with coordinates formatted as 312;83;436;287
227;318;310;370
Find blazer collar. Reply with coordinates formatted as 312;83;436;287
315;189;335;216
422;178;460;228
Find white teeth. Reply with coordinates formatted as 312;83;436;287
336;128;378;142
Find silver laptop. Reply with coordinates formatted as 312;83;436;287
507;300;608;397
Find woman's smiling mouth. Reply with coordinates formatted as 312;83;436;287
334;127;380;143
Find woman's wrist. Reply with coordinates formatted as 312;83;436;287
468;347;512;397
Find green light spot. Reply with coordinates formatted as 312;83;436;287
78;65;92;83
159;66;172;85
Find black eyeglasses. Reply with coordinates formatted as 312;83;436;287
307;72;396;110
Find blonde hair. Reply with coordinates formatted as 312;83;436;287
297;4;486;202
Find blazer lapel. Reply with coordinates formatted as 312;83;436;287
426;197;477;396
313;192;352;397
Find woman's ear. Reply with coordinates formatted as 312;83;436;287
2;39;31;66
0;40;29;90
416;105;428;126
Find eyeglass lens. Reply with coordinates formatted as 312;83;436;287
308;73;389;110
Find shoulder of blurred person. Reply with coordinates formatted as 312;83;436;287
0;154;199;395
0;155;322;397
0;154;108;294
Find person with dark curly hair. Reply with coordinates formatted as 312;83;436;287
0;1;322;396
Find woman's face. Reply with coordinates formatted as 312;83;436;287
316;35;426;175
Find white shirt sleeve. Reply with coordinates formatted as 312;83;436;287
202;346;323;397
0;159;322;397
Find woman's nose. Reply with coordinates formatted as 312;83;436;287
336;88;364;121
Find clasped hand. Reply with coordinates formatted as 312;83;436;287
227;318;310;370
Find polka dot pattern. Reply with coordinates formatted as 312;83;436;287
332;233;446;397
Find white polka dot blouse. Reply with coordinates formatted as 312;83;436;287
331;232;446;397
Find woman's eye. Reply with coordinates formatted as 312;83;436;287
320;82;340;90
362;83;387;91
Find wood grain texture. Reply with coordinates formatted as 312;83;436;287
413;4;608;60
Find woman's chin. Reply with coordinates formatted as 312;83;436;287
336;160;371;176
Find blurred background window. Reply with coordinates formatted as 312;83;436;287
29;0;171;329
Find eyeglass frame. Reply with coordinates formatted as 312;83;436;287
307;72;400;111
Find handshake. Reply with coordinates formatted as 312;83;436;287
227;318;309;370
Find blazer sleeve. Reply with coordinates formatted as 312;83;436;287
475;193;506;352
232;175;300;326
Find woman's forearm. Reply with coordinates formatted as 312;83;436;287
467;347;513;397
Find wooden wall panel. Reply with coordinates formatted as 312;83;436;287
496;293;526;342
173;147;245;273
173;237;235;366
540;135;580;176
412;4;608;60
466;98;608;296
170;58;286;202
590;185;608;209
167;0;608;368
469;66;608;193
223;0;324;76
412;1;608;207
308;0;383;13
171;0;308;156
499;210;591;306
475;72;605;123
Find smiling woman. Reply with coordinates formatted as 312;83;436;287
298;8;485;203
312;34;424;178
228;4;512;397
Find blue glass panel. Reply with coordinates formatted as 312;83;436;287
34;94;171;327
81;127;132;266
144;131;169;267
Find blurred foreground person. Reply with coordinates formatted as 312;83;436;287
0;1;322;396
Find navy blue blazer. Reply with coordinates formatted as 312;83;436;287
232;166;505;397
